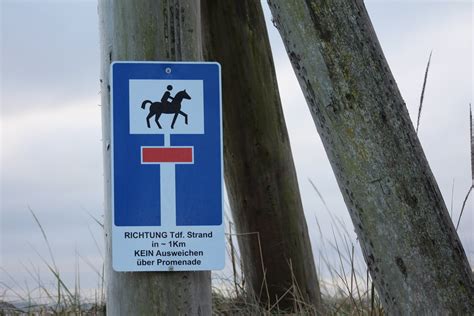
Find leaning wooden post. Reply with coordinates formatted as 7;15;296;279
98;1;211;314
201;0;323;311
268;0;474;314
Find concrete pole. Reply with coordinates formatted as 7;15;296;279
98;1;211;314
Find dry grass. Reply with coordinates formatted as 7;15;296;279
1;205;383;315
211;202;385;315
1;208;106;315
415;50;432;134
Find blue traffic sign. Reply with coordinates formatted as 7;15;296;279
110;62;224;271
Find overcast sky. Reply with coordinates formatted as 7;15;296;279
1;0;472;301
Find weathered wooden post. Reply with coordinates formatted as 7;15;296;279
201;0;323;311
267;0;474;313
98;1;211;314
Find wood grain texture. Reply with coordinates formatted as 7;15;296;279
201;0;323;311
268;0;474;313
99;1;211;315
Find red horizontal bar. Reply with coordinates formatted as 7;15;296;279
142;147;193;163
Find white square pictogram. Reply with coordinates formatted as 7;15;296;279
129;79;204;134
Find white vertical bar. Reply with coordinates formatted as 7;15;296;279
164;133;171;146
160;164;176;226
160;133;176;226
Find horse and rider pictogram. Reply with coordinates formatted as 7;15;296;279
140;85;192;129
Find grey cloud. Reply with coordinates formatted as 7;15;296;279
1;1;100;116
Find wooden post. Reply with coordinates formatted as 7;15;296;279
268;0;474;313
201;0;323;311
98;1;211;314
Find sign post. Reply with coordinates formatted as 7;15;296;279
111;62;224;271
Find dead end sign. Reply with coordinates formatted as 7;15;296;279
110;62;224;272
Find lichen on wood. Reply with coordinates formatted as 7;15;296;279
268;0;474;313
201;0;323;312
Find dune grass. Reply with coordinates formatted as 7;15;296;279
1;202;384;315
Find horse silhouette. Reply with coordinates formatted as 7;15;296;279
141;89;191;129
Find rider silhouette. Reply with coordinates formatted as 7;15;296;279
161;85;174;109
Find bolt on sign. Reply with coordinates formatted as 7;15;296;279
110;62;224;271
